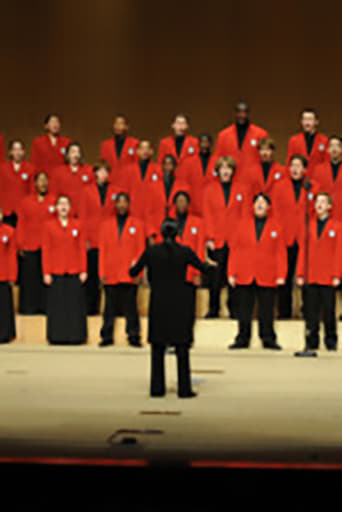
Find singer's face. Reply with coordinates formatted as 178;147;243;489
253;196;269;217
328;138;342;161
289;159;305;180
315;195;331;216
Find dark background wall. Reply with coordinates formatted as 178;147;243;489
1;0;341;163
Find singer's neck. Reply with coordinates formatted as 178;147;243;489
318;213;329;221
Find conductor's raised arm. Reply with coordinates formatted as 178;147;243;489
185;246;217;273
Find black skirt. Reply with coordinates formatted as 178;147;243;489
0;282;16;343
18;250;46;314
46;274;87;345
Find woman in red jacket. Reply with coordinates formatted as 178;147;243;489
42;195;88;345
228;193;287;350
0;206;17;343
16;172;56;314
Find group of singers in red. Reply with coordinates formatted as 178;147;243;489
0;101;341;351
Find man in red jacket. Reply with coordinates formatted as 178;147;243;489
240;137;285;198
214;101;268;178
99;192;145;347
0;139;35;227
311;135;342;222
296;192;342;351
272;154;320;318
286;108;328;174
31;113;72;175
203;156;248;318
0;205;17;343
16;171;56;314
228;193;287;350
100;114;139;186
157;114;199;165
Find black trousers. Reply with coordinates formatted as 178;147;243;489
100;284;140;344
304;284;337;350
278;242;299;318
0;282;16;343
207;244;237;317
151;344;192;396
236;283;276;347
18;250;46;314
85;248;100;315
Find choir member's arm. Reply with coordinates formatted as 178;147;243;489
16;201;26;254
79;225;88;283
42;224;53;285
129;250;149;277
333;225;342;287
30;140;39;169
295;225;305;287
144;185;158;244
227;228;239;288
275;228;287;286
8;230;18;284
202;189;215;251
99;224;108;284
286;136;294;167
131;221;146;283
193;220;205;286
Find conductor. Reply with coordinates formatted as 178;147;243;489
130;218;216;399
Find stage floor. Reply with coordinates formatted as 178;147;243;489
1;319;342;466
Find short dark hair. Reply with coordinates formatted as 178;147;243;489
235;101;250;112
115;192;130;203
8;139;25;150
34;171;48;181
329;135;342;144
173;191;191;204
162;154;177;167
300;108;318;119
253;192;271;205
172;113;190;124
258;137;276;151
44;113;61;125
113;113;129;124
215;156;236;174
315;191;333;205
138;139;152;148
93;160;110;174
198;133;213;144
56;194;71;205
289;154;308;168
65;142;84;165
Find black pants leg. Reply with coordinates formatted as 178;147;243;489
122;284;140;344
18;250;46;314
321;286;337;350
176;345;192;396
235;284;255;346
207;245;236;317
151;345;166;396
257;286;276;347
305;285;320;350
277;243;298;318
100;285;118;344
0;282;16;343
86;248;100;315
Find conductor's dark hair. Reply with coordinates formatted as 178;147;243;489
198;133;213;144
253;192;271;205
161;218;179;242
44;113;61;125
162;154;177;168
64;142;84;165
115;192;130;203
8;139;25;150
329;135;342;143
289;154;308;168
173;191;191;204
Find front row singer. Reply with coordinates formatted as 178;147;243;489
129;218;217;399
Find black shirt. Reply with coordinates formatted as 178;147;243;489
236;121;250;149
139;159;149;180
163;173;175;200
97;182;109;206
255;216;267;241
317;217;329;238
117;213;128;237
304;132;316;156
177;212;188;237
221;181;231;206
199;152;211;175
292;178;303;202
174;135;185;157
115;135;126;159
331;161;341;181
261;161;272;183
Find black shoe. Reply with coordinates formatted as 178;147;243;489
150;391;165;398
278;314;291;320
204;311;219;319
129;339;142;347
327;346;337;351
99;340;114;347
264;342;282;350
178;391;197;398
228;342;249;350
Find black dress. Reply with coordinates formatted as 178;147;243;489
130;241;208;346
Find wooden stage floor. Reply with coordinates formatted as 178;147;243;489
1;318;342;466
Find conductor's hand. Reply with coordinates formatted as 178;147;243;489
206;240;215;251
44;274;53;286
296;277;304;287
206;257;218;267
79;272;88;284
276;278;286;286
332;277;341;287
228;276;236;288
193;275;202;287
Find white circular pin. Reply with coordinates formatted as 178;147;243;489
250;139;257;147
319;144;325;151
191;227;197;235
2;235;8;243
49;205;55;213
271;231;277;238
188;146;195;154
72;229;78;237
129;226;136;234
308;192;314;200
152;174;158;181
236;193;243;201
329;230;336;238
82;175;89;182
274;172;281;180
21;173;28;181
128;148;135;155
60;147;66;155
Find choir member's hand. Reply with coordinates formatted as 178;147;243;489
101;277;107;285
276;278;285;286
206;257;218;267
193;275;202;287
296;277;304;287
18;250;25;258
43;274;53;286
228;276;236;288
130;260;136;268
206;240;215;251
132;276;141;285
79;272;88;284
8;281;14;287
332;277;341;287
148;236;156;246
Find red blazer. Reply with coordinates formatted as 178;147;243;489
99;216;145;285
157;135;199;165
177;154;219;216
203;179;249;248
42;217;87;275
228;215;287;287
100;136;139;185
50;164;94;216
0;160;35;215
16;193;57;251
0;134;5;162
272;176;321;246
297;217;342;285
79;182;123;249
0;223;17;282
175;214;205;283
122;161;159;221
311;162;342;222
31;134;72;175
144;170;191;241
286;132;328;174
214;123;268;175
239;161;286;200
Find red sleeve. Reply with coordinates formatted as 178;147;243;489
203;188;215;241
79;225;87;273
296;224;305;278
42;224;52;275
227;226;240;277
334;225;342;278
8;230;18;282
98;223;107;280
214;133;225;158
276;228;288;281
193;220;205;276
286;137;294;167
30;139;40;169
16;200;26;250
157;140;166;165
144;184;159;238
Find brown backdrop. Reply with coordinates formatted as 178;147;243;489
1;0;342;164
